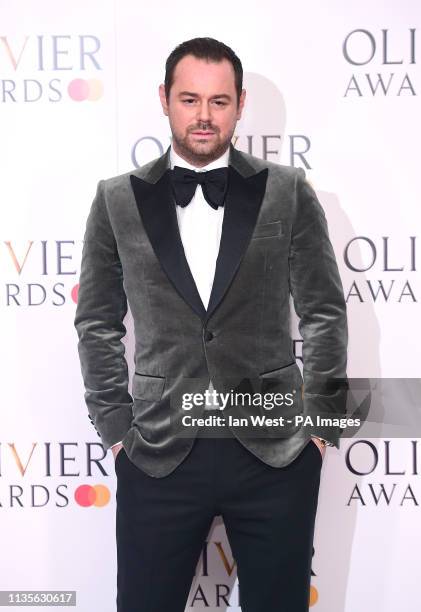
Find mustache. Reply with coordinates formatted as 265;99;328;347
189;125;218;133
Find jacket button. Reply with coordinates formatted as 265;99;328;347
204;330;214;341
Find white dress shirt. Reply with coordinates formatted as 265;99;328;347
171;145;228;317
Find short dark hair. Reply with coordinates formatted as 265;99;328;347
164;37;243;106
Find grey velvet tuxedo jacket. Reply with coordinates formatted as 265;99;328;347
74;144;348;478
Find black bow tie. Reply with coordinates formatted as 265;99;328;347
169;165;229;210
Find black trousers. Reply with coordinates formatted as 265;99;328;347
115;432;322;612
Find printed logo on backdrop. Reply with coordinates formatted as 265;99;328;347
342;28;417;96
0;442;112;508
2;240;80;306
130;133;314;169
190;541;321;608
346;440;420;506
0;35;103;102
344;236;418;302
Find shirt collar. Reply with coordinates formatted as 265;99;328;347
170;143;230;172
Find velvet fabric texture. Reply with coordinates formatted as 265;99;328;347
74;144;348;477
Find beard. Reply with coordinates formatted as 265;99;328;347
170;123;234;167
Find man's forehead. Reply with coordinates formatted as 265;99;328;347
173;55;235;83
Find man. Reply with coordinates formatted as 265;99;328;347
74;37;348;612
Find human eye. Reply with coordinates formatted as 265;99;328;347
213;100;227;106
182;98;196;104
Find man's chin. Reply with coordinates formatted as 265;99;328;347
188;138;217;152
184;138;227;160
190;146;217;159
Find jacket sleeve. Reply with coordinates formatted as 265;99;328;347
289;168;349;448
74;180;133;451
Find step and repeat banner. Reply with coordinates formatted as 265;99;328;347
1;1;420;610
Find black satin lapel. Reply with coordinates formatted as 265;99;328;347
205;165;269;323
130;172;207;321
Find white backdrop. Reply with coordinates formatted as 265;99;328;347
1;0;420;610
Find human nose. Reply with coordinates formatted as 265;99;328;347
196;100;212;125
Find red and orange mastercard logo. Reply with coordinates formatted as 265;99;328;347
67;78;103;101
74;484;110;507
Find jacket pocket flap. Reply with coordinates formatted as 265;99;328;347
132;373;166;401
259;361;302;393
251;220;283;239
